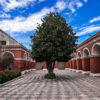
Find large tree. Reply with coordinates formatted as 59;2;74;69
30;12;78;74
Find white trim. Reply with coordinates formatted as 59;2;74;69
32;69;36;70
92;42;100;56
77;36;100;51
2;51;15;58
15;58;26;60
1;48;29;54
90;73;100;77
82;71;90;74
65;68;70;70
72;69;76;72
15;58;34;62
75;70;82;73
69;68;72;71
43;69;46;70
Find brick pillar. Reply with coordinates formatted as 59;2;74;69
82;57;90;73
32;62;35;69
76;59;82;72
65;62;69;68
43;61;47;69
69;61;72;69
72;60;74;69
90;56;100;74
26;61;29;70
55;61;58;68
73;60;77;69
67;61;70;68
70;60;73;69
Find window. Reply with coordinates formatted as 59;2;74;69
0;41;6;45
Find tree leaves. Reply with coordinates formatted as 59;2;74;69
30;12;78;62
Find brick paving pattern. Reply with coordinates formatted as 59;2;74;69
0;69;100;100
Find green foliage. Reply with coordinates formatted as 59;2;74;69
0;70;21;84
44;73;56;79
30;12;78;62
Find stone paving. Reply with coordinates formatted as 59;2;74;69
0;69;100;100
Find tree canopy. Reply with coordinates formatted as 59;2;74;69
30;12;78;62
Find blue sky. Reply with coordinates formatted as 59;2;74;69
0;0;100;49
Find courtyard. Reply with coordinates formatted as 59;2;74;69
0;69;100;100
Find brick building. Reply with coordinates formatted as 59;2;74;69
0;29;35;71
66;31;100;76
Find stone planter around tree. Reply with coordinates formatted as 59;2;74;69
58;62;65;69
36;62;43;70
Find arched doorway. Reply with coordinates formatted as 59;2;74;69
84;49;90;57
92;43;100;56
82;48;90;73
0;51;14;70
76;51;82;72
78;52;81;58
72;54;77;70
91;43;100;74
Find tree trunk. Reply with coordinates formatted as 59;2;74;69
47;61;55;74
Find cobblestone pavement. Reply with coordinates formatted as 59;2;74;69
0;69;100;100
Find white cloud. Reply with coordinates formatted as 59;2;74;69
83;0;88;3
76;2;83;8
39;0;45;2
68;1;76;13
67;0;83;13
0;0;88;35
89;16;100;23
77;25;100;36
0;7;54;34
55;0;66;11
0;0;36;12
0;13;11;18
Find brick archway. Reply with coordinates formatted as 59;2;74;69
66;31;100;76
0;51;14;70
90;43;100;74
92;43;100;56
77;51;82;58
76;51;82;72
1;51;15;58
82;48;90;73
83;48;90;57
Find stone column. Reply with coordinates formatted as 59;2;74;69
76;58;82;72
82;57;90;74
90;56;100;76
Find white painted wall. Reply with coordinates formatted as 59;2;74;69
0;30;20;46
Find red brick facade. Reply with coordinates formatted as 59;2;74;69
0;46;35;71
66;31;100;76
1;30;100;76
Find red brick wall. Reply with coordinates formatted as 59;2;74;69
76;59;82;70
82;58;90;71
90;57;100;73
